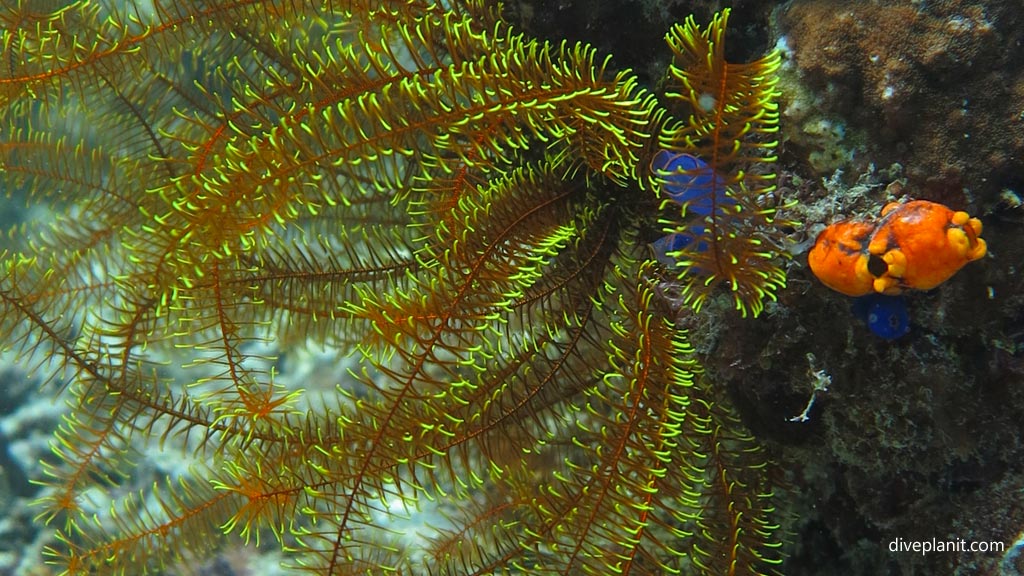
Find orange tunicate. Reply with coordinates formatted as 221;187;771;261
807;220;876;296
808;200;987;296
870;200;987;291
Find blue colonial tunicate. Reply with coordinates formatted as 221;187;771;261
651;228;707;267
650;150;730;265
851;293;910;340
651;149;732;216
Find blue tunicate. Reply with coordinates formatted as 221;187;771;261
651;232;689;267
650;149;727;265
651;149;733;216
651;228;708;267
851;294;910;340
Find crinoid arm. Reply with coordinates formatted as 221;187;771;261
0;1;786;574
656;8;790;318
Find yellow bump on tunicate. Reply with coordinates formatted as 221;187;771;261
951;211;970;226
855;253;872;285
867;235;889;255
969;237;988;261
883;249;907;278
968;217;983;236
947;227;971;256
873;276;899;294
